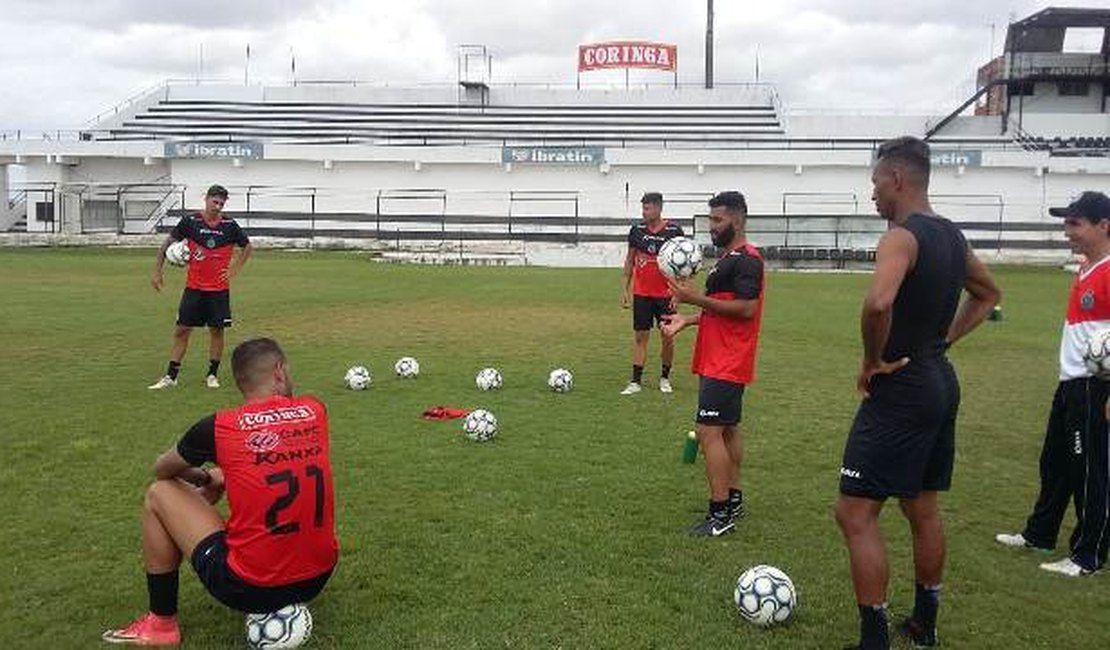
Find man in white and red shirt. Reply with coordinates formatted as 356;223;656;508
149;185;252;390
996;190;1110;578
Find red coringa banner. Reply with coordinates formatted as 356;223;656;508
577;41;677;72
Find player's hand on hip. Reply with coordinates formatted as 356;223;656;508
151;270;164;292
857;357;910;398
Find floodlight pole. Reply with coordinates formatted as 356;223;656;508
705;0;714;89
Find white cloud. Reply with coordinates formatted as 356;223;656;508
0;0;1076;130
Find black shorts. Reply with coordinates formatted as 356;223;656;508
633;295;674;331
839;359;960;500
177;288;232;328
190;531;333;613
696;376;745;426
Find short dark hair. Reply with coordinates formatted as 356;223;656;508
641;192;663;206
708;191;748;215
876;136;931;186
232;337;286;392
206;184;229;199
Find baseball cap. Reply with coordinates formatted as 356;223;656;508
206;184;229;199
1048;191;1110;221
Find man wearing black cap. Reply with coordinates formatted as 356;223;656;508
995;190;1110;578
149;185;252;390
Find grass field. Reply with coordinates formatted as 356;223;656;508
0;247;1107;649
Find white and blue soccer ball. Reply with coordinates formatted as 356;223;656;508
476;367;503;391
394;356;420;379
547;368;573;393
245;603;313;649
463;408;498;441
733;564;797;627
657;236;703;280
344;365;372;390
1083;328;1110;379
165;240;190;267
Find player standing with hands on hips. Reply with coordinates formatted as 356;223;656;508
149;184;251;390
662;190;765;537
834;136;1000;650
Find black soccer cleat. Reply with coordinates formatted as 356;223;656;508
896;617;938;648
728;500;745;522
687;515;735;537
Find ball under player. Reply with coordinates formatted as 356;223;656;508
661;191;764;537
149;184;252;390
834;137;1000;650
103;338;338;646
995;191;1110;578
621;192;685;395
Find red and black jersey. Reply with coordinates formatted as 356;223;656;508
177;395;338;587
1060;255;1110;380
171;213;249;292
628;220;685;298
691;244;765;384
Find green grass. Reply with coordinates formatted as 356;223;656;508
0;248;1106;648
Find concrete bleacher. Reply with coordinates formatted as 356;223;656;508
92;84;786;145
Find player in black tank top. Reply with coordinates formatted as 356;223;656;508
835;137;1001;650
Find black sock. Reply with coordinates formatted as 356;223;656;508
147;570;179;617
661;364;671;379
207;359;220;377
729;489;743;509
709;499;729;521
858;603;889;650
166;361;181;380
912;582;940;631
632;365;644;383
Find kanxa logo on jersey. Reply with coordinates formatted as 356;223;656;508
238;405;316;430
254;444;323;465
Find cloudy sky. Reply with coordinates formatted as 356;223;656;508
0;0;1095;131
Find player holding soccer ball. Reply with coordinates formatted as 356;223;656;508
621;192;685;395
835;137;1000;650
995;191;1110;578
149;184;252;390
104;338;338;646
661;191;764;537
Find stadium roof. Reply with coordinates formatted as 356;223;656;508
1005;7;1110;53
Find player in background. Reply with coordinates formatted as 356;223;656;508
149;184;251;390
834;137;1000;650
621;192;685;395
104;338;338;645
995;191;1110;578
661;190;764;537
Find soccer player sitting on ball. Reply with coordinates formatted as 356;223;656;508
103;338;338;646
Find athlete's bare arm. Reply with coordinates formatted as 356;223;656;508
945;246;1001;347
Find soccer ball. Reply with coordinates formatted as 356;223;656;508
245;603;313;649
548;368;573;393
476;367;503;391
1083;328;1110;379
463;408;498;441
394;356;420;378
344;365;371;390
165;240;190;267
733;565;797;627
657;236;703;280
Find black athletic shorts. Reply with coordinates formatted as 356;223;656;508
696;376;745;426
633;295;675;331
177;288;232;328
190;531;333;613
839;358;960;500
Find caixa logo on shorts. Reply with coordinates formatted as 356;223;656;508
245;430;281;453
840;467;862;479
698;409;720;418
237;406;316;430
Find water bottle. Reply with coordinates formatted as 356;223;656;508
682;430;698;463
